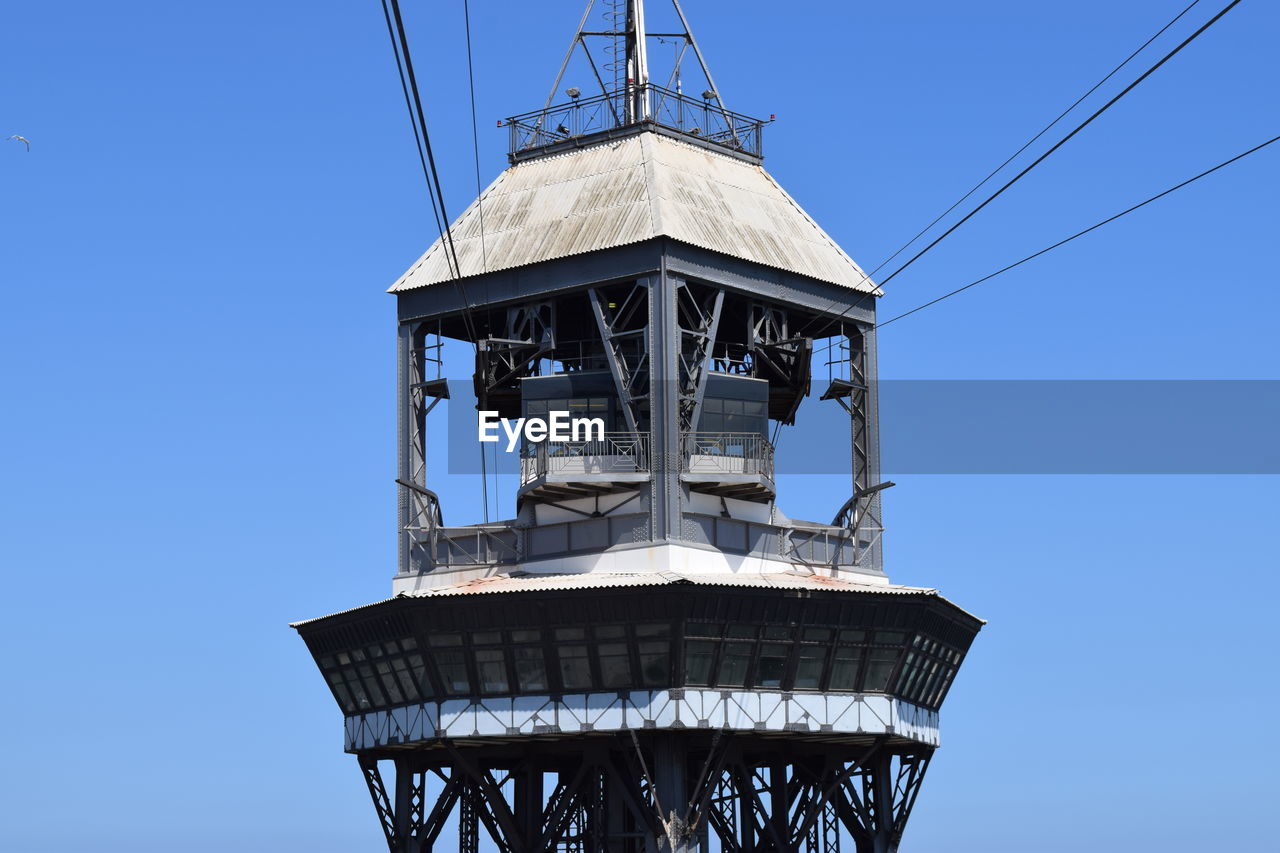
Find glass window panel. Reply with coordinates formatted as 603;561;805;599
320;655;336;668
595;626;626;640
597;643;631;688
838;629;865;643
331;681;355;712
802;627;833;642
434;650;471;695
475;649;509;694
401;637;418;651
514;647;548;692
864;650;899;692
687;623;720;638
357;664;386;705
756;643;790;688
930;669;956;707
916;662;942;704
377;664;405;705
558;645;593;691
351;649;367;662
337;651;351;665
744;401;765;417
684;640;716;686
763;626;790;640
829;646;862;691
895;651;917;691
718;641;752;687
829;661;858;691
874;631;905;645
410;662;428;694
636;623;668;637
638;640;669;687
794;647;827;689
472;631;502;646
428;633;462;647
347;678;372;710
512;629;541;643
391;659;420;702
555;627;586;641
727;624;756;639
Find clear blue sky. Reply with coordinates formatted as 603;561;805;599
2;1;1277;851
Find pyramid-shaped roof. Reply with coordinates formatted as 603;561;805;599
390;131;877;294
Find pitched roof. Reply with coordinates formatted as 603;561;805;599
389;131;878;293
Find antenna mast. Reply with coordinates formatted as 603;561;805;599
627;0;651;121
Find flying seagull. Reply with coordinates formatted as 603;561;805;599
7;135;30;151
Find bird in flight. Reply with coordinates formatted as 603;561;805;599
7;135;30;151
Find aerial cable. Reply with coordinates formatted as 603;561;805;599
378;0;448;252
810;0;1208;363
865;0;1206;281
380;0;493;519
796;0;1243;340
874;133;1280;329
382;0;477;343
463;0;489;276
462;0;496;522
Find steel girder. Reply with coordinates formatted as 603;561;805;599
747;304;812;426
476;303;556;418
824;326;883;572
589;283;651;436
674;281;725;431
356;737;930;853
398;322;448;576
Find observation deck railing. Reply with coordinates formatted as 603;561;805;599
680;432;775;481
519;432;651;486
505;84;767;161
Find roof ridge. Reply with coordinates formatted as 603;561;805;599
754;166;878;292
639;132;664;238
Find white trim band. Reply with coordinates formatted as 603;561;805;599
344;689;940;751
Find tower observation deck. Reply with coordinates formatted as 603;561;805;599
294;3;982;851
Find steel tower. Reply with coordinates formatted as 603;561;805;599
294;3;982;851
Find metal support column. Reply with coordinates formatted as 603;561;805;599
650;261;681;541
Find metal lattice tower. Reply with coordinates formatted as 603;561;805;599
294;3;982;851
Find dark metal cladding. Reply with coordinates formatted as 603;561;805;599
297;585;982;718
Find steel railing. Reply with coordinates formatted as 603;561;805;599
520;432;650;485
680;432;775;480
505;84;767;160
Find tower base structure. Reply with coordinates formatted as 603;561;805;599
359;732;930;853
295;576;980;853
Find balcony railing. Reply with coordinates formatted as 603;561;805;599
520;432;651;486
505;84;767;160
681;432;775;481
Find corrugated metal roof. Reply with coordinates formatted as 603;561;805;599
407;571;926;597
389;132;878;294
291;571;984;627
